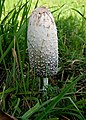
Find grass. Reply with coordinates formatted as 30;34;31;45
0;0;86;119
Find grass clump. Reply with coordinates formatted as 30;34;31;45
0;0;86;119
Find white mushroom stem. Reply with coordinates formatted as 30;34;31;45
38;77;48;91
43;78;48;91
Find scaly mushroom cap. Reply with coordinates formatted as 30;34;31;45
27;6;58;77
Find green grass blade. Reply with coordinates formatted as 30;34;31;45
21;99;40;119
65;97;85;120
0;35;7;70
1;8;15;24
72;8;86;20
0;40;14;63
65;112;85;120
12;98;20;116
34;0;39;9
0;0;5;20
51;4;65;13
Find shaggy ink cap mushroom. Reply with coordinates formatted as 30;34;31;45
27;6;58;77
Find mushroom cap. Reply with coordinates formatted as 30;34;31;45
27;6;58;77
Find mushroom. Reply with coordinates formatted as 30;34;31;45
27;6;58;91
